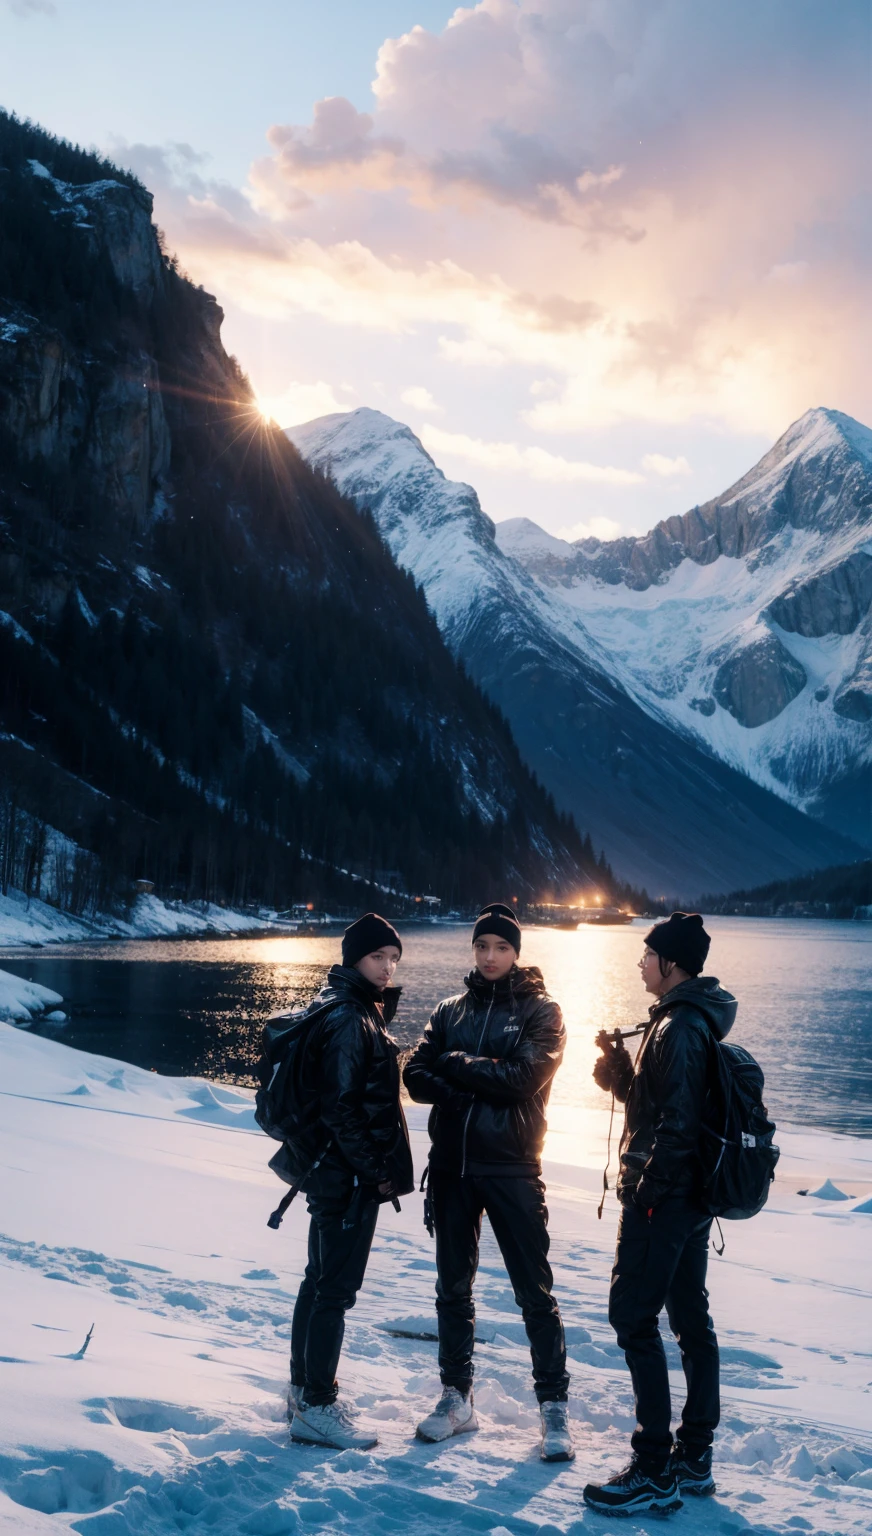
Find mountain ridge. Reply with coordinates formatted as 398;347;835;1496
497;405;872;836
291;406;868;894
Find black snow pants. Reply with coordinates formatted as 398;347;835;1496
290;1187;379;1406
430;1169;569;1403
608;1192;720;1464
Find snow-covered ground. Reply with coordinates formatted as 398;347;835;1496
0;888;285;949
0;966;63;1025
1;1022;871;1535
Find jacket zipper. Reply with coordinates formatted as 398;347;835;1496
461;984;495;1177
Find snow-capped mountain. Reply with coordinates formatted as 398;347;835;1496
290;408;866;895
497;408;872;842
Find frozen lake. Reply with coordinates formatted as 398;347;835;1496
4;915;872;1141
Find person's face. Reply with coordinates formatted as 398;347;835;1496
639;944;676;997
473;934;517;981
355;946;401;990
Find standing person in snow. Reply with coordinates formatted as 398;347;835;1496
286;913;413;1451
403;902;573;1462
583;911;734;1517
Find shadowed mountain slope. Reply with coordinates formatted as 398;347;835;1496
0;110;600;915
290;408;866;896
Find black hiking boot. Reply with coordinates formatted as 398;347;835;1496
670;1443;715;1496
583;1456;682;1517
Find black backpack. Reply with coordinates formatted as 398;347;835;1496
254;997;347;1229
254;997;340;1142
700;1038;779;1221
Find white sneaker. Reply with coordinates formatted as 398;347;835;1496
416;1386;478;1443
286;1382;303;1421
539;1400;575;1462
291;1398;378;1450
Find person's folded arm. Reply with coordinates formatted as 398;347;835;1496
438;1000;566;1103
403;1007;473;1110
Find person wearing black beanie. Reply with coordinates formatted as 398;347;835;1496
585;915;737;1517
342;912;403;971
644;911;710;978
281;913;412;1452
472;902;522;953
404;902;573;1463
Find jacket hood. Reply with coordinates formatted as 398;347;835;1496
324;964;402;1026
650;975;737;1041
464;964;547;1001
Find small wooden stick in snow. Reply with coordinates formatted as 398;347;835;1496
69;1324;94;1360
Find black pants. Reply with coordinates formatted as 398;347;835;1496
290;1188;379;1406
430;1170;569;1403
609;1193;720;1464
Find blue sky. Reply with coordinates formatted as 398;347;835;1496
3;1;869;539
2;2;458;184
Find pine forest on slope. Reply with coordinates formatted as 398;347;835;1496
0;110;614;920
290;409;869;896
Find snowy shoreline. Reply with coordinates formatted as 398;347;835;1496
0;1024;871;1535
0;885;297;951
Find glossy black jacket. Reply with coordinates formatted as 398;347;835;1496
614;976;737;1209
276;965;414;1201
403;966;565;1177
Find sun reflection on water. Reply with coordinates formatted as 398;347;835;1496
17;917;872;1141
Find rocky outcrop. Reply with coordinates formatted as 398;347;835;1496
570;409;872;591
833;655;872;722
713;634;808;728
0;313;170;529
77;179;163;299
767;551;872;637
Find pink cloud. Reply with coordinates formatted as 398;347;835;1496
134;1;872;440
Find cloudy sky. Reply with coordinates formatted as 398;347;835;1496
4;1;870;537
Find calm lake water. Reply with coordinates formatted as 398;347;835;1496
6;917;872;1139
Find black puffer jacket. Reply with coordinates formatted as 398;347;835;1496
614;976;737;1209
276;965;414;1201
403;966;565;1177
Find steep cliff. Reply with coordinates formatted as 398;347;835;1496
0;111;598;914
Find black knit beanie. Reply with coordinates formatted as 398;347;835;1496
645;911;710;976
342;912;403;969
472;901;522;954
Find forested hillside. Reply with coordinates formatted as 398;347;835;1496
707;861;872;919
0;110;616;918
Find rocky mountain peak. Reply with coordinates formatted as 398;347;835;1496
292;402;868;889
290;407;498;556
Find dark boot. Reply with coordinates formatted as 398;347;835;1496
670;1443;715;1496
583;1455;682;1516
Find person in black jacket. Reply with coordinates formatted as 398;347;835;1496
286;912;414;1451
403;903;573;1462
583;912;737;1518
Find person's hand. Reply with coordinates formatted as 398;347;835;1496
378;1180;396;1197
592;1032;632;1091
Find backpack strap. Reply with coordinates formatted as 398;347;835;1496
267;1136;335;1230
